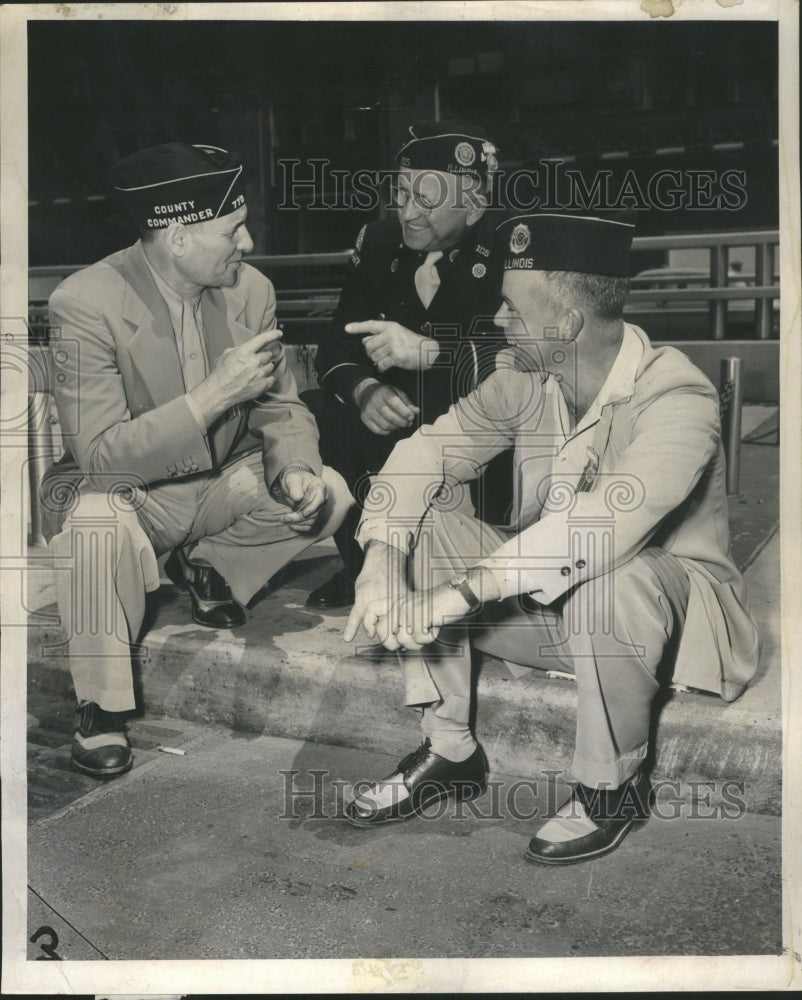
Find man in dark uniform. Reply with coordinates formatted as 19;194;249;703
307;120;507;609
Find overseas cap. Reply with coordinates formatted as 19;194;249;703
395;119;499;187
497;213;635;277
108;143;247;232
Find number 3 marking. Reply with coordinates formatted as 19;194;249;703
30;925;62;960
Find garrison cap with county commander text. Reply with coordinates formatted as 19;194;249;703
395;119;499;189
108;143;247;233
497;213;636;277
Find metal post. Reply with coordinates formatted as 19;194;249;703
720;357;744;495
755;243;774;340
709;245;729;340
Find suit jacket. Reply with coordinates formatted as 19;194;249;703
315;214;505;428
357;324;760;702
43;241;321;532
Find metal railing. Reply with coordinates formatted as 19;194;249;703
24;229;779;540
628;229;778;341
29;229;779;343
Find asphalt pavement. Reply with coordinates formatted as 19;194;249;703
26;727;782;965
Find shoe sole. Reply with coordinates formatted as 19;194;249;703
71;757;133;778
345;781;487;828
524;817;647;866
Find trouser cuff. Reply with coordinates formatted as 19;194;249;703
571;742;648;789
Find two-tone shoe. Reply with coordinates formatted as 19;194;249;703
165;546;246;628
345;738;489;827
525;768;652;865
71;700;133;778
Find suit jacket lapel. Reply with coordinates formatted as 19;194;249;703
118;246;256;466
201;286;252;463
201;285;250;364
121;242;186;412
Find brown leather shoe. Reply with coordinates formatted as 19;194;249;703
345;739;489;827
165;547;246;628
71;701;132;778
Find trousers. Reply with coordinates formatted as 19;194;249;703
303;388;515;581
403;506;691;787
48;449;352;711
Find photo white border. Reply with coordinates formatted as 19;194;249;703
2;1;799;993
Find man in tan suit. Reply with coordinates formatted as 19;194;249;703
43;143;351;778
343;212;760;865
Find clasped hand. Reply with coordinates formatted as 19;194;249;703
345;587;443;651
345;565;470;651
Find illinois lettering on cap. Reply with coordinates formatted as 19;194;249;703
395;119;499;187
108;143;247;232
496;213;636;277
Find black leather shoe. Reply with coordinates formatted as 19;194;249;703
345;738;489;827
71;701;133;778
306;568;355;609
165;547;246;628
526;769;652;866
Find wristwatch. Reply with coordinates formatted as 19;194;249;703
448;573;482;613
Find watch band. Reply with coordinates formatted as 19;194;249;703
449;573;482;612
280;463;312;486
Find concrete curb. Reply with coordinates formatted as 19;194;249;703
28;536;781;815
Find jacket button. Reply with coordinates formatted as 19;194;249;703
421;321;432;334
575;559;586;569
560;566;571;577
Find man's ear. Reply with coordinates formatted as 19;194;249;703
164;223;188;258
465;189;487;227
559;308;585;341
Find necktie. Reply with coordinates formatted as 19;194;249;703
179;298;207;391
414;251;444;309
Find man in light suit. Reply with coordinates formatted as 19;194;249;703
43;143;351;778
342;212;760;865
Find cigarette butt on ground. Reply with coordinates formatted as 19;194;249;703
157;745;187;756
546;670;576;682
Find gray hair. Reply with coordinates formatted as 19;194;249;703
543;271;631;321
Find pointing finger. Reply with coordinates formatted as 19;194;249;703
346;321;385;335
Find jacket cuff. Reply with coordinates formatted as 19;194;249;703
355;515;413;554
321;362;377;403
184;392;210;436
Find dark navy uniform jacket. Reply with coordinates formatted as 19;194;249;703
315;213;505;429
